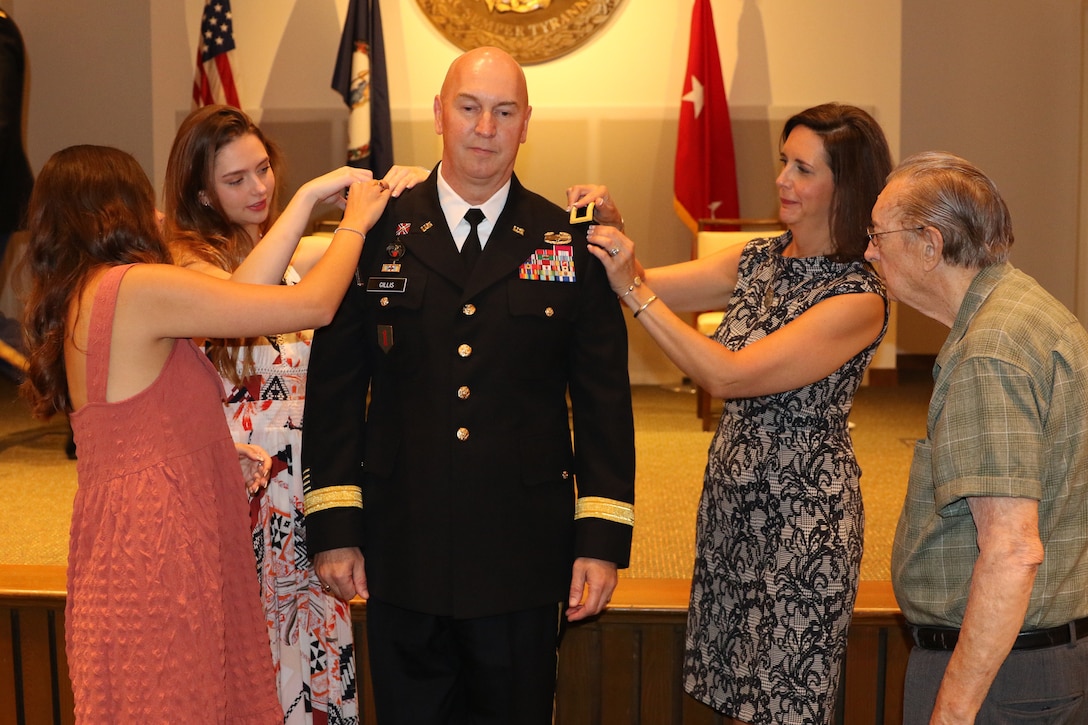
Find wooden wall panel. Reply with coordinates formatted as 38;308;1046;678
17;609;58;725
844;625;883;724
556;621;601;724
600;625;640;724
1;568;909;725
640;625;684;722
1;608;18;725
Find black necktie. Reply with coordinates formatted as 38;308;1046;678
462;208;485;270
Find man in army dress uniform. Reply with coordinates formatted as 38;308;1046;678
302;46;635;725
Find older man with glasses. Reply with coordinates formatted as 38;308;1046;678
866;151;1088;724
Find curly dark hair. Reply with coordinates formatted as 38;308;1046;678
20;145;169;418
162;104;285;384
781;103;893;262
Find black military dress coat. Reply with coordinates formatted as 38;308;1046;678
303;170;636;618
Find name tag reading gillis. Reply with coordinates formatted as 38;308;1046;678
366;277;408;293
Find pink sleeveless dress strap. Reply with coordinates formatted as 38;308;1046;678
81;263;133;404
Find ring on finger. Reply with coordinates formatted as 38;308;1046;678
609;247;620;257
322;583;332;592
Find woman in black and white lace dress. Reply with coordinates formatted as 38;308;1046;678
572;103;892;725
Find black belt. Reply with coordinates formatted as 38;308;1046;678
910;616;1088;651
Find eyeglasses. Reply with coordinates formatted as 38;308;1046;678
866;225;924;245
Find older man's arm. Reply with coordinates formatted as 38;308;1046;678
930;495;1043;724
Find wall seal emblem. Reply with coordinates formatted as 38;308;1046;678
415;0;625;65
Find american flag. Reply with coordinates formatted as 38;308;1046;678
192;0;240;108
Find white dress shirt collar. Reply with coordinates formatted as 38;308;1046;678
436;163;511;250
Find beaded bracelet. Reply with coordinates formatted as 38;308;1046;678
633;294;659;319
334;226;366;239
619;276;642;299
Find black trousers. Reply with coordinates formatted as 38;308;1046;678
366;599;564;725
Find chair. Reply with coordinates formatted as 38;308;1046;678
693;220;784;431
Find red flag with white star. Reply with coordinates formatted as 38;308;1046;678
192;0;240;108
674;0;739;234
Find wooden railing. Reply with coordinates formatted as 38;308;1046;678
0;566;72;725
0;566;910;725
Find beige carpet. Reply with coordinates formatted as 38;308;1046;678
0;374;930;581
2;372;76;568
624;379;929;581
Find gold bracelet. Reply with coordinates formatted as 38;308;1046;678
619;276;642;299
334;226;366;239
633;294;659;319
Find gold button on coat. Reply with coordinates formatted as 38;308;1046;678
462;303;477;316
456;427;470;441
380;297;390;307
544;307;555;317
457;386;471;400
458;344;472;358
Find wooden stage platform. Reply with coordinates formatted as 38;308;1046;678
1;565;912;725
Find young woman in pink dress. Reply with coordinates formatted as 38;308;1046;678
20;144;389;723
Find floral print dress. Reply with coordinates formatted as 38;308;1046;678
222;268;358;725
683;233;887;725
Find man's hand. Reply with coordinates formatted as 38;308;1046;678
315;547;369;602
565;557;618;621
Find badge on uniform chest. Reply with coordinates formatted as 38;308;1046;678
381;241;406;273
369;241;408;291
377;324;393;353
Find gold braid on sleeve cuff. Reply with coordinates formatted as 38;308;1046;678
304;485;364;515
574;496;634;527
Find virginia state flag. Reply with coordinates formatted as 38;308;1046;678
332;0;393;175
674;0;740;233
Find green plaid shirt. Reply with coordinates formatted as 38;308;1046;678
892;262;1088;629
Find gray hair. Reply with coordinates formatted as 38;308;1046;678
886;151;1013;267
